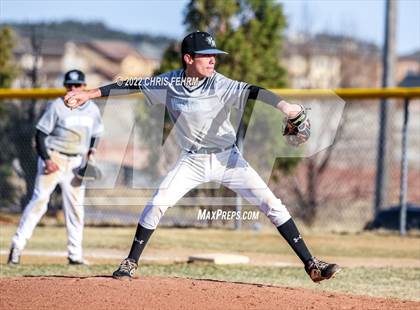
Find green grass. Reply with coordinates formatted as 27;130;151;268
1;225;419;259
1;263;419;301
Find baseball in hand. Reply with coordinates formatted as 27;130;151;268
67;97;78;108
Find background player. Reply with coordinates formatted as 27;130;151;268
8;70;104;265
64;32;340;281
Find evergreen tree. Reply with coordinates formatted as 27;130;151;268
0;27;19;208
0;27;18;87
158;0;287;88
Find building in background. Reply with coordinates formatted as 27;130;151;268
63;40;160;86
397;50;420;84
13;36;66;88
282;33;382;89
13;35;161;88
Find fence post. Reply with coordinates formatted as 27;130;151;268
235;112;244;230
374;0;397;218
399;98;410;236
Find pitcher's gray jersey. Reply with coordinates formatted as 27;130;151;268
36;98;104;155
137;69;293;231
140;69;249;151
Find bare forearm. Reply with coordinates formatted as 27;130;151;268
65;81;139;109
87;88;102;99
276;100;302;117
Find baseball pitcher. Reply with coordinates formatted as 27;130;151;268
8;70;104;265
64;32;340;281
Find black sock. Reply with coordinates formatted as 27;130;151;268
277;218;312;265
127;224;154;264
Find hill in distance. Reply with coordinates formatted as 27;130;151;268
1;20;175;50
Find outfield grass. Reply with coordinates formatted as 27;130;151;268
1;263;419;301
1;225;419;259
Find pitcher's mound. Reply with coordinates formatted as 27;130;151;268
1;276;418;310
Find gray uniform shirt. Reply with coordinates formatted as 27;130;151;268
36;98;104;155
140;69;249;151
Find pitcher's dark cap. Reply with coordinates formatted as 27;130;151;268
181;31;228;55
63;70;86;85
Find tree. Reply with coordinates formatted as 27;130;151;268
10;26;47;209
183;0;287;87
0;25;48;209
0;27;19;208
0;27;18;87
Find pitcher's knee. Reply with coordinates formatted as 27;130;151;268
24;197;49;216
139;201;172;230
260;198;291;227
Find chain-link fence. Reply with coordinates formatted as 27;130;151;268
0;95;419;231
276;99;420;231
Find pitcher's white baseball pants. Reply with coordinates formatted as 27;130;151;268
140;146;291;229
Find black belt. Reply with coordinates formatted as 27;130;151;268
187;145;235;154
50;149;80;157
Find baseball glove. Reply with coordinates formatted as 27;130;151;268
283;105;310;146
76;160;102;181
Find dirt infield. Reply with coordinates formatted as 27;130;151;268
1;276;418;310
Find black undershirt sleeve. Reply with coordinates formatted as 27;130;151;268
35;130;50;161
235;85;284;144
247;85;283;107
89;137;99;150
87;137;100;157
89;137;99;149
99;82;141;97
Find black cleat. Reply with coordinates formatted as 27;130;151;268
7;247;21;265
112;258;138;280
305;257;341;283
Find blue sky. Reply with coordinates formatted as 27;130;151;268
1;0;419;55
